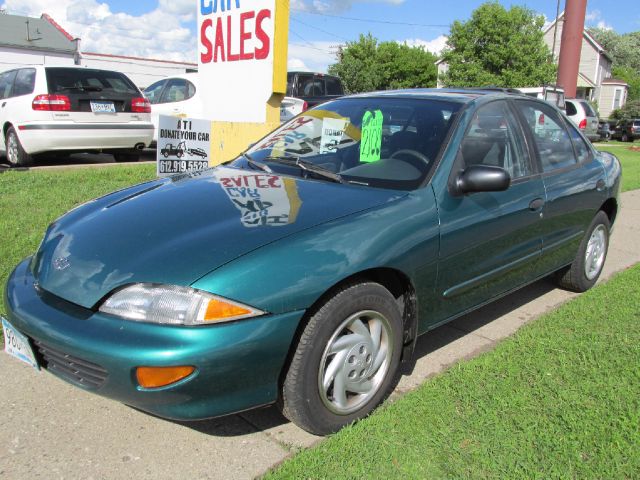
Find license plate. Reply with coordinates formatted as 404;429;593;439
90;101;116;113
2;317;39;369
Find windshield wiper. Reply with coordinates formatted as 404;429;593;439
243;152;272;173
264;156;344;184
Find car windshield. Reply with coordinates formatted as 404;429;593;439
238;97;462;190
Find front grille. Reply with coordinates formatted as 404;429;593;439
33;340;108;389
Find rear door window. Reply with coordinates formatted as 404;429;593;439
0;70;17;99
566;123;592;163
160;79;196;103
143;79;167;104
580;101;596;117
13;68;36;97
565;101;577;116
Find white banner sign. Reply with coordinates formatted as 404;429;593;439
157;115;211;177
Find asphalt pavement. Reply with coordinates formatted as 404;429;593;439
1;190;639;480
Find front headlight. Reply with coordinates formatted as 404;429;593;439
99;283;264;325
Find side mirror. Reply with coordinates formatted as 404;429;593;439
455;165;511;194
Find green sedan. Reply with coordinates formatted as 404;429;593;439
3;89;621;435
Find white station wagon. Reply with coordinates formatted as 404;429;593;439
0;66;154;166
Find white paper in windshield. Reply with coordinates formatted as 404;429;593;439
319;118;347;154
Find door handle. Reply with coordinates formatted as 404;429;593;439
529;198;545;211
596;179;606;191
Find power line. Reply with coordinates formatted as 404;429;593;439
289;29;336;53
290;9;449;28
290;17;349;41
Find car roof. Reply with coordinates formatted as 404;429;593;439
346;87;536;105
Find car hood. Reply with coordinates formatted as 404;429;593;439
32;167;406;309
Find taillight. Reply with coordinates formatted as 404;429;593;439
32;94;71;111
538;113;545;125
132;97;151;113
301;101;309;112
578;119;587;130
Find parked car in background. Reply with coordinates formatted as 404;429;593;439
143;73;202;144
611;118;640;142
280;72;344;121
3;89;620;436
564;98;599;142
0;66;153;166
597;120;612;141
518;85;565;110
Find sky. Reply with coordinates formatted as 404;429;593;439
1;0;638;73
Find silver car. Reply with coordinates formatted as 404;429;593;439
565;98;599;142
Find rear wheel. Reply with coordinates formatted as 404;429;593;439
554;211;609;292
5;127;33;167
280;282;403;435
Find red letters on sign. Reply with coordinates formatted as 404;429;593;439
200;19;213;63
239;11;254;61
199;8;272;64
254;9;271;60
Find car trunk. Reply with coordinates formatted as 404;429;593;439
45;67;143;123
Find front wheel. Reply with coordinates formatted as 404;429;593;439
554;211;609;292
280;282;403;435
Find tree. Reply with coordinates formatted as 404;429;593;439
440;2;556;88
610;99;640;120
329;34;437;93
588;28;640;73
588;28;640;101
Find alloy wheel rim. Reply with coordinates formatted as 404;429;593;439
584;225;606;280
318;310;393;415
7;133;19;165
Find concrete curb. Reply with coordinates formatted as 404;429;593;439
1;191;639;480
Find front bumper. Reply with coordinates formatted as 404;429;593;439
4;259;303;420
16;122;155;154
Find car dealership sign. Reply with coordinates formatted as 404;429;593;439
198;0;282;123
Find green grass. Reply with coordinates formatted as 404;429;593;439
266;264;640;479
0;165;156;316
596;143;640;192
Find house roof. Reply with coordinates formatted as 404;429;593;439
544;11;612;62
602;78;629;86
0;12;77;54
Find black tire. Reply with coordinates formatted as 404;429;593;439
554;211;609;292
5;127;33;167
114;152;140;163
162;151;169;158
280;282;403;435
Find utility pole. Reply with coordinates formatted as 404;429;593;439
556;0;587;98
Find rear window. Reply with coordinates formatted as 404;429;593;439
579;101;596;117
46;68;139;95
565;101;577;116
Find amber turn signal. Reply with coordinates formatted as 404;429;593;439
136;366;195;388
203;298;253;322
